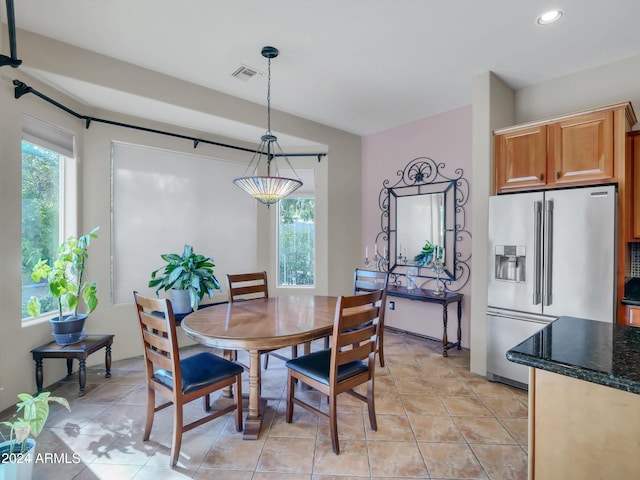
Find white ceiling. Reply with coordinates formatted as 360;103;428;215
4;0;640;147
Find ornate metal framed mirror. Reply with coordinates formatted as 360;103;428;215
373;157;471;291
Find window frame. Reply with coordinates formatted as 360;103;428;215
21;117;77;324
276;194;316;288
266;157;327;296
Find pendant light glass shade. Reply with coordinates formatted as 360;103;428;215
233;175;302;205
233;46;302;205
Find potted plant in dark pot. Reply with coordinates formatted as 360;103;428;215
26;227;100;345
148;244;222;314
0;391;69;480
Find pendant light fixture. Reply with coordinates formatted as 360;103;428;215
233;46;302;205
0;0;23;68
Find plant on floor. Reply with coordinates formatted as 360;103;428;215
1;392;69;455
148;244;222;311
25;226;100;321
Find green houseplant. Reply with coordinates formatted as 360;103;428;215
26;227;100;345
0;392;70;479
148;244;222;314
413;240;435;267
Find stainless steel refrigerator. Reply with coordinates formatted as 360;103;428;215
486;184;617;389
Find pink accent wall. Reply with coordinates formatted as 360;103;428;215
361;105;473;347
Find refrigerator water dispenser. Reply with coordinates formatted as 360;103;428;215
495;245;525;282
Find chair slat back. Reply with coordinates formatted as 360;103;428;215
134;292;181;390
227;271;269;303
338;323;377;350
331;289;384;373
338;307;380;334
354;269;388;294
353;269;389;343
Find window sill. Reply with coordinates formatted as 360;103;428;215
22;311;61;328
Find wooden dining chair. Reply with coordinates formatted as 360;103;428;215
353;269;389;367
322;269;389;367
133;291;243;467
227;271;301;369
227;271;270;302
285;289;384;454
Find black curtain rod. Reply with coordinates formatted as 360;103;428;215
12;79;326;161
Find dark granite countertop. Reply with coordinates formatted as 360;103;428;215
506;316;640;394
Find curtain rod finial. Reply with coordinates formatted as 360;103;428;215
0;54;21;68
13;79;30;99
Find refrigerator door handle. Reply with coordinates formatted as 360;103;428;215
533;201;542;305
543;199;554;306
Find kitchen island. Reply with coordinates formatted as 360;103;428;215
507;316;640;480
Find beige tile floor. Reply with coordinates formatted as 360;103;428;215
1;330;528;479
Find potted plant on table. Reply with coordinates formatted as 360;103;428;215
26;227;100;345
413;240;435;267
0;392;70;480
148;244;222;314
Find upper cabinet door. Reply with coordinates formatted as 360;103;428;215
494;125;547;193
548;111;614;185
631;133;640;239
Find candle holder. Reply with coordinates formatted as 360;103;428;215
431;256;445;296
364;245;389;272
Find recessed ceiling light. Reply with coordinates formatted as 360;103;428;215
537;9;563;25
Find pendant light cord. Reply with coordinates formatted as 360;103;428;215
266;55;272;176
266;56;272;134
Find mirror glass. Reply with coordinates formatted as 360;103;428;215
387;180;455;281
396;193;445;265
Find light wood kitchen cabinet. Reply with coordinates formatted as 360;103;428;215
548;111;613;185
529;368;640;479
494;103;633;194
494;124;547;191
630;131;640;239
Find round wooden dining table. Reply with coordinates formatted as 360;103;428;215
181;295;337;440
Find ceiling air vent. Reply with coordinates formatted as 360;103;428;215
231;65;262;82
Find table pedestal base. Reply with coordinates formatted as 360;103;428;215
208;395;268;440
243;397;268;440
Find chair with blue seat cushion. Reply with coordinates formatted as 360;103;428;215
285;288;384;454
133;291;243;467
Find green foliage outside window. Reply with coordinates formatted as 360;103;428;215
21;141;61;318
279;198;315;286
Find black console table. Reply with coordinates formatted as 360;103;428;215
387;285;463;357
